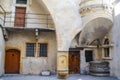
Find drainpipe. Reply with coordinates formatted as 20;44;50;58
0;25;8;41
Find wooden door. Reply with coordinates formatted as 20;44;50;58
14;7;26;27
5;49;20;74
69;51;80;74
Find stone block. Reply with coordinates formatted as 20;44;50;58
41;71;51;76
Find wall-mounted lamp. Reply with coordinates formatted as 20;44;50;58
35;28;38;41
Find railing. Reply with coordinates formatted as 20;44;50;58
0;5;54;29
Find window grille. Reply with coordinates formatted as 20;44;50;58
26;43;35;57
16;0;27;4
38;43;48;57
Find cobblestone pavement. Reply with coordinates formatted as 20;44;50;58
0;74;119;80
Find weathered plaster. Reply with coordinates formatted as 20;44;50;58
5;30;57;74
40;0;82;51
79;18;112;46
111;0;120;78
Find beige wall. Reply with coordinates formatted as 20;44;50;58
0;26;5;76
0;0;11;12
5;30;57;74
1;0;119;78
3;0;54;28
1;0;82;51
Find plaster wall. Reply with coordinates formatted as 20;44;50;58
5;30;57;74
41;0;82;51
111;0;120;78
3;0;113;51
0;0;11;12
80;48;97;74
3;0;54;28
0;27;5;76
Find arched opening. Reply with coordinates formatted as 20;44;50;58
69;32;81;74
68;17;113;75
5;49;20;74
79;17;112;46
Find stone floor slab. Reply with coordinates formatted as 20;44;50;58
0;74;119;80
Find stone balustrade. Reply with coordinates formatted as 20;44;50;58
79;0;113;17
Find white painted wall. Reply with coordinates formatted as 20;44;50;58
0;26;5;76
111;0;120;78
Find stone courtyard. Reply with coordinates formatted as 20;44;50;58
0;74;119;80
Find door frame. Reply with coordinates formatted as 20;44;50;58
69;49;80;74
5;49;21;74
84;48;95;62
14;7;26;27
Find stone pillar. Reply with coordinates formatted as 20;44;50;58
57;51;68;79
97;48;102;61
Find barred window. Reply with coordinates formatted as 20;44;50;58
38;43;48;57
16;0;27;4
26;43;35;57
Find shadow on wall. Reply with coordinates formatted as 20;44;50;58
79;18;113;46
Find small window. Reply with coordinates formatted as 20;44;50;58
104;39;110;57
104;48;109;57
16;0;27;4
104;39;109;45
85;50;93;62
26;43;35;57
38;43;48;57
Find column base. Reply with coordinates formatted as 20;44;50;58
57;71;68;79
57;51;69;79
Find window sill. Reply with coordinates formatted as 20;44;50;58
102;57;112;60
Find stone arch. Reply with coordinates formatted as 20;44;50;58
79;17;113;46
6;49;20;52
69;12;113;49
70;32;81;48
36;0;56;28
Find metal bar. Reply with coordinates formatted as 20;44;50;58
3;12;6;26
4;21;54;25
0;5;54;28
0;5;5;13
8;12;50;15
5;17;52;20
46;14;48;28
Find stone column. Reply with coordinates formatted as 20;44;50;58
96;48;102;61
57;51;68;79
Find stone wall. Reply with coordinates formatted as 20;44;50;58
0;26;5;76
5;30;57;74
4;0;53;28
41;0;82;51
111;0;120;78
0;0;11;12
